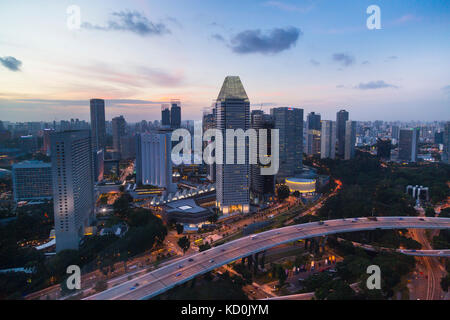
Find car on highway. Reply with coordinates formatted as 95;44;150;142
318;221;324;225
398;217;404;220
188;258;194;262
419;218;425;221
176;273;182;277
251;235;257;240
178;265;184;269
368;217;378;221
209;259;214;263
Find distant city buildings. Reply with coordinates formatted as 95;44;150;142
215;76;250;214
12;160;52;202
120;135;136;159
398;128;420;162
161;100;182;129
161;104;171;127
270;107;303;181
321;120;336;159
50;130;94;252
170;100;181;129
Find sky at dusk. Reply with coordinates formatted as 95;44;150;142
0;0;449;123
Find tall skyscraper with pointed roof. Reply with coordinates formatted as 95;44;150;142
215;76;250;214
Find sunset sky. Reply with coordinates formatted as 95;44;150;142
1;0;449;122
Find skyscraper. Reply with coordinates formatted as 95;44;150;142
170;100;181;129
215;76;250;214
270;107;303;180
90;99;106;152
398;128;420;162
344;120;357;160
336;109;349;158
321;120;336;159
50;130;94;252
161;104;171;127
250;110;275;204
202;107;216;182
42;128;54;156
135;129;175;192
306;112;321;156
112;115;126;156
443;121;450;164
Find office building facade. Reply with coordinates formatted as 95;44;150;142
170;100;181;129
90;98;106;152
12;161;52;202
398;128;420;162
136;130;175;192
215;76;250;214
344;120;357;160
321;120;336;159
50;130;94;252
112;115;126;157
250;110;275;203
336;109;349;158
270;107;303;181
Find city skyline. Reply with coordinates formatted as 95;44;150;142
1;0;450;122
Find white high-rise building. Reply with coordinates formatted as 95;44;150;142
321;120;336;159
136;130;176;192
51;130;94;252
215;76;250;214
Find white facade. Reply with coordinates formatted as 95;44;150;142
51;130;94;252
137;131;176;192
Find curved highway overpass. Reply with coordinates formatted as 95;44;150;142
336;238;450;257
84;216;450;300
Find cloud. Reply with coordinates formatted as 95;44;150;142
82;10;170;36
336;84;345;88
211;34;225;42
355;80;398;90
332;53;355;66
362;60;370;65
393;14;421;25
385;55;398;62
263;1;314;13
229;27;302;54
0;56;22;71
140;67;183;87
310;59;320;66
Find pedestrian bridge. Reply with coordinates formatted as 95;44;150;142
84;216;450;300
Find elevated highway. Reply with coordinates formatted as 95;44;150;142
84;216;450;300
